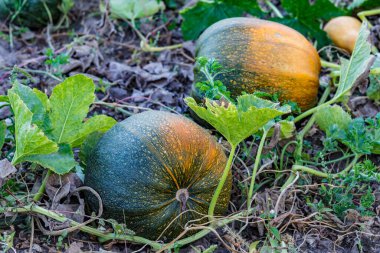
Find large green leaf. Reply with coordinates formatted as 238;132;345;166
180;0;263;41
8;91;58;165
185;94;290;146
25;144;77;175
9;80;50;131
278;0;346;48
315;105;352;133
33;88;51;111
70;115;116;148
49;74;96;145
334;22;375;99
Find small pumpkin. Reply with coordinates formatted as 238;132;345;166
193;17;321;110
324;16;362;53
0;0;62;28
85;111;231;240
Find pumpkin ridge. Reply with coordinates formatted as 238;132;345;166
119;122;182;190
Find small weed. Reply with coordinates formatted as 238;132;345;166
318;160;379;219
0;231;15;252
44;48;69;77
194;57;232;102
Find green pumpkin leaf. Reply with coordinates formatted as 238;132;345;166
334;22;375;100
0;120;6;151
315;105;352;133
8;91;58;165
70;115;116;148
180;0;263;40
9;80;50;131
33;88;51;111
185;94;290;146
25;144;77;175
49;74;96;145
110;0;165;21
277;0;346;48
236;94;289;112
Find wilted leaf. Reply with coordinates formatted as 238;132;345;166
0;159;16;188
8;91;58;165
185;94;290;146
110;0;165;21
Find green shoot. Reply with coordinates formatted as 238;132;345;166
44;48;69;77
195;57;232;102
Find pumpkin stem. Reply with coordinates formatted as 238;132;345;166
175;188;189;212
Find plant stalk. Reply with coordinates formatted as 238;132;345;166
320;60;380;75
208;145;236;220
294;98;335;123
300;153;355;166
320;59;340;70
292;154;360;178
281;86;331;190
247;130;268;207
265;0;284;18
33;169;52;202
358;9;380;28
0;204;163;250
129;19;183;53
0;203;256;251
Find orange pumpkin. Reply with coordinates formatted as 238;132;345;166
324;16;362;53
193;17;321;110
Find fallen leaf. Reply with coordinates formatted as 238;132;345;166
0;159;17;188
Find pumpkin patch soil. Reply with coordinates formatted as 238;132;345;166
0;1;379;252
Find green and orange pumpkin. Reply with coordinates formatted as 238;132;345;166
85;111;231;240
193;17;321;110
